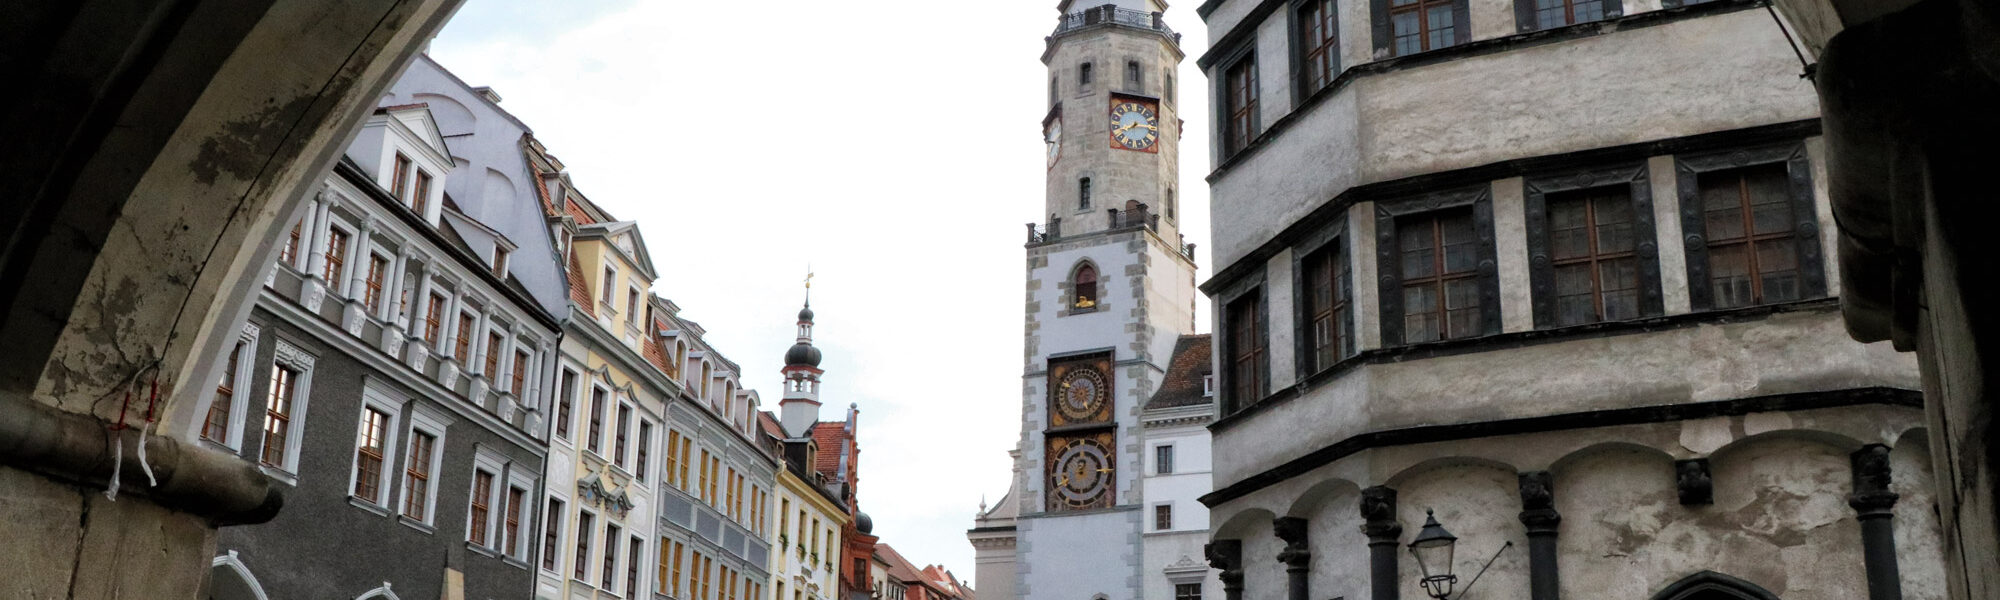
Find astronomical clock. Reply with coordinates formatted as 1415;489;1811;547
1046;352;1116;511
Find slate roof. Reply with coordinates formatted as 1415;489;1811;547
1145;334;1213;410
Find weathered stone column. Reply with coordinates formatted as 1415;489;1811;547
1518;471;1561;600
1205;539;1244;600
1274;516;1309;600
1849;444;1903;600
1360;486;1402;600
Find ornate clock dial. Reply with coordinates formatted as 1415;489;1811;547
1109;100;1160;151
1050;437;1113;508
1056;368;1106;422
1045;118;1063;167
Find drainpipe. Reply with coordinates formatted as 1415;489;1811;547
0;394;281;525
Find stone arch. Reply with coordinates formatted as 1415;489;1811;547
1648;570;1782;600
355;581;403;600
206;551;268;600
1285;477;1360;518
1708;428;1868;462
1213;507;1281;600
1284;478;1368;600
1383;455;1520;490
1550;441;1676;475
1212;507;1277;540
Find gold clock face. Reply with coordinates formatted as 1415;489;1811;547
1049;436;1114;509
1056;368;1106;422
1109;100;1160;152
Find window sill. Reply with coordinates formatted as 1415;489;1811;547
258;464;298;487
502;557;531;571
199;437;240;455
398;515;436;535
347;496;393;517
468;542;499;558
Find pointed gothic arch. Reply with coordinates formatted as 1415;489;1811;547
1649;571;1782;600
1071;261;1100;311
206;551;269;600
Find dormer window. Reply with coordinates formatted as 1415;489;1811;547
392;153;412;201
1202;374;1214;397
626;288;641;326
601;266;617;306
412;170;432;216
492;247;510;278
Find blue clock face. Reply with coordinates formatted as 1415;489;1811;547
1109;100;1159;151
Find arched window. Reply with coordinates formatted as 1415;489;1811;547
1649;571;1781;600
1073;263;1099;311
700;362;711;400
1079;178;1092;210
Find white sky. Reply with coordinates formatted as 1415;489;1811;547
428;0;1213;578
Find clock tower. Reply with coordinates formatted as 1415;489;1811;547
1008;2;1197;600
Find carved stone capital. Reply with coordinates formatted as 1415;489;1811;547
1359;486;1403;541
1518;470;1562;532
1273;516;1310;569
1205;540;1244;587
1675;459;1713;506
1849;444;1900;515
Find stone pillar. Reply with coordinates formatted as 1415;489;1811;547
1849;444;1903;600
1518;471;1561;600
1360;486;1402;600
343;216;374;297
1205;540;1243;600
408;259;435;337
303;196;334;280
1274;516;1309;600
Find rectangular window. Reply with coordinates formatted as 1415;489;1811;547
628;289;642;326
678;436;693;489
663;538;685;597
1155;503;1173;530
689;550;705;600
203;342;243;443
1547;187;1639;326
1155;444;1175;475
637;422;652;483
1126;60;1141;84
1223;55;1259;156
424;293;445;345
700;554;714;600
412;170;432;216
504;486;526;557
484;331;503;376
615;404;632;468
543;498;566;572
602;267;617;305
1399;209;1480;343
492;246;509;277
666;430;682;489
512;350;529;396
588;387;608;453
352;407;390;502
470;470;495;546
1176;583;1202;600
455;313;475;360
1079;178;1093;210
392;153;412;201
627;536;644;597
1080;62;1093;85
279;222;301;266
323;228;350;284
708;455;721;506
557;369;577;440
1700;163;1802;309
1297;0;1338;93
260;365;299;467
1225;291;1265;407
1390;0;1460;56
363;254;388;313
402;430;436;520
575;512;595;582
1534;0;1605;29
724;468;737;518
1303;242;1354;371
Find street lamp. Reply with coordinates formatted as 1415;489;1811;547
1407;509;1513;599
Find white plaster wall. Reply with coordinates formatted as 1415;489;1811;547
1207;10;1821;271
1298;486;1369;600
1256;11;1294;124
1212;308;1919;484
1241;518;1286;600
1553;445;1686;599
1144;423;1215;533
1264;249;1297;388
1019;509;1143;600
1893;436;1949;600
1393;463;1528;600
1141;531;1218;600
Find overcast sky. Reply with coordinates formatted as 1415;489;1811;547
428;0;1213;577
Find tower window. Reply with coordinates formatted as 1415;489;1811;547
1050;77;1059;106
1079;62;1093;86
1072;263;1098;311
1126;60;1141;86
1079;178;1092;210
1164;69;1176;102
1167;188;1177;221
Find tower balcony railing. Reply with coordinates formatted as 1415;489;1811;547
1050;5;1178;42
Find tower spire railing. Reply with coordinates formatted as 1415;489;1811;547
1050;5;1177;42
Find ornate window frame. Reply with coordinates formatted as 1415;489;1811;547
198;322;262;451
1290;212;1354;376
346;381;406;513
1374;185;1500;345
1674;141;1826;311
259;337;317;484
1214;269;1269;415
1523;161;1664;327
467;447;509;552
1513;0;1623;33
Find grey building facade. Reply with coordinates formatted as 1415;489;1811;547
1191;1;1948;599
198;104;560;600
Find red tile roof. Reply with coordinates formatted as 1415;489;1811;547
1146;334;1213;409
567;252;593;317
759;412;785;440
812;421;848;476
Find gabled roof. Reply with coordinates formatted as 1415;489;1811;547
1145;334;1213;410
759;411;786;440
577;220;658;281
875;544;925;583
812;421;848;477
376;102;452;162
